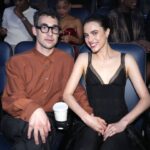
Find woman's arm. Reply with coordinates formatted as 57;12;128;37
104;54;150;140
120;54;150;124
73;18;83;44
63;53;107;134
63;53;88;117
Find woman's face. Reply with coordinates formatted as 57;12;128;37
84;21;109;53
56;1;70;18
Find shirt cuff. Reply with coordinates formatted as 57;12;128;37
21;102;40;121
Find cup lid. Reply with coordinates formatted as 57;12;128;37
53;102;68;111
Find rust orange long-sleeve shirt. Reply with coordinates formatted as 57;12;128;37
2;48;92;121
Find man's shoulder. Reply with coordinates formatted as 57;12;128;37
27;7;37;13
8;50;34;64
55;48;74;61
4;6;14;13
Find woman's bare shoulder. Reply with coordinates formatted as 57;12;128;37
69;15;81;23
75;53;89;64
74;17;82;24
125;53;135;63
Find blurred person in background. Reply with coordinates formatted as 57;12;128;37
0;0;36;52
108;0;150;89
56;0;83;58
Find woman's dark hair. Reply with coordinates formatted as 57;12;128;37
33;9;59;26
83;14;110;31
56;0;71;5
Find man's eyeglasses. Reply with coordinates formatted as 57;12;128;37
35;24;60;34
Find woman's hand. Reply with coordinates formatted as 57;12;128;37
103;120;128;140
61;35;70;43
83;114;107;135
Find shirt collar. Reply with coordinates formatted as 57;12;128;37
23;6;31;14
32;48;57;63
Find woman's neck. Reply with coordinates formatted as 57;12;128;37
96;44;114;60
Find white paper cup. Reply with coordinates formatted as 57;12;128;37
53;102;68;122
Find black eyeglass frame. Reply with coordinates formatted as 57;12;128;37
35;24;61;34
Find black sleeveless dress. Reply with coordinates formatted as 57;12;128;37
86;53;128;123
64;53;136;150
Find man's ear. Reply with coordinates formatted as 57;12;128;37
32;26;37;36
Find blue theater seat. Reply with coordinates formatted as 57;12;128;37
0;42;12;150
0;42;12;117
14;41;75;58
0;42;12;96
70;7;90;23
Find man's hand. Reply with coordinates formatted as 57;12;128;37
0;27;7;36
28;108;51;145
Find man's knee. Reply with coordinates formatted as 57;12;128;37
1;115;27;141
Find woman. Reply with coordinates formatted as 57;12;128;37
56;0;83;58
63;15;150;150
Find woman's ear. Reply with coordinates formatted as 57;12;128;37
106;28;110;38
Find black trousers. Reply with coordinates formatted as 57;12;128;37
1;113;65;150
63;120;137;150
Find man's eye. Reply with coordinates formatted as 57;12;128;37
53;27;59;31
42;26;48;29
84;34;88;38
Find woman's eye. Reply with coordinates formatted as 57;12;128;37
92;31;98;35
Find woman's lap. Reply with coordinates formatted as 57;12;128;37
65;122;134;150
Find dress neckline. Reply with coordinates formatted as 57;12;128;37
89;53;124;85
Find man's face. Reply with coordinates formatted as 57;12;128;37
123;0;137;10
14;0;28;10
33;15;60;51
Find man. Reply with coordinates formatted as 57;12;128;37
0;0;36;51
1;9;92;150
108;0;145;43
108;0;150;86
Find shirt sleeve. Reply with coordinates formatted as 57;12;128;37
2;57;40;121
2;8;8;28
61;55;93;114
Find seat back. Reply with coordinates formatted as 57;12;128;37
0;42;12;95
0;41;12;121
94;6;111;17
14;41;75;58
14;41;35;54
70;7;90;23
79;43;146;129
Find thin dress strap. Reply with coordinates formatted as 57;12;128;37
85;53;92;79
121;53;127;76
88;52;92;67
